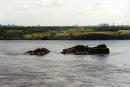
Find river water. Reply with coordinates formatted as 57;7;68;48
0;40;130;87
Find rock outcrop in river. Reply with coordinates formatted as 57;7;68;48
61;44;110;55
25;48;50;56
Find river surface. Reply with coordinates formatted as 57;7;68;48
0;40;130;87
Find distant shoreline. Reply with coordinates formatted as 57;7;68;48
0;26;130;40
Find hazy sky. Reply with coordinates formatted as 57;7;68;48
0;0;129;26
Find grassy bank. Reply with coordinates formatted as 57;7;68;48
0;26;130;40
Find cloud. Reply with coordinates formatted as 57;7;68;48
37;0;65;8
0;0;129;25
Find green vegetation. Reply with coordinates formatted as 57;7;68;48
0;26;130;40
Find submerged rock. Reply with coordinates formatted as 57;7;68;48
61;44;110;55
25;48;50;56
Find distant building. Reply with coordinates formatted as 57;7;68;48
113;22;115;27
98;23;109;27
73;24;78;27
38;24;40;27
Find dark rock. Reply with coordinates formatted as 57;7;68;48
25;48;50;56
94;44;107;48
61;44;110;55
89;44;110;54
61;45;90;55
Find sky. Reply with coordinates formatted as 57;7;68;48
0;0;129;26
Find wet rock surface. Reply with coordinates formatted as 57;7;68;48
25;48;50;56
61;44;110;55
